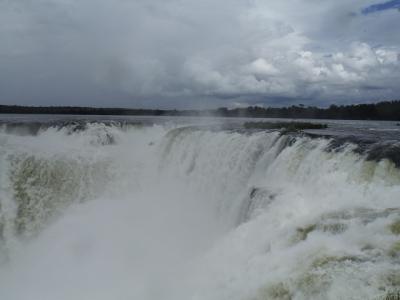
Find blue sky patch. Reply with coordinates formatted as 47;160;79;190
362;0;400;14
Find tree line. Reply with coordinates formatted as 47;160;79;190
1;100;400;120
217;100;400;120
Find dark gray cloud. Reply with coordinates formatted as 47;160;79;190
0;0;399;108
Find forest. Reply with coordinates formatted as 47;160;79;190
1;100;400;121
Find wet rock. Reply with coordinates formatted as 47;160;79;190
296;224;317;241
244;122;328;132
320;223;348;234
389;220;400;235
238;187;277;224
254;282;292;300
311;255;364;269
296;271;331;297
389;242;400;258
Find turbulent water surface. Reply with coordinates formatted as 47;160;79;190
0;115;399;300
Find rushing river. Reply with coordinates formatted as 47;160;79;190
0;115;399;300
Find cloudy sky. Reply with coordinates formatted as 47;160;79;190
1;0;400;108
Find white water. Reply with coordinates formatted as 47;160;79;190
0;122;399;300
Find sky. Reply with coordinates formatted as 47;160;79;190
0;0;400;109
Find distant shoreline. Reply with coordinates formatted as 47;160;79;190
1;100;400;121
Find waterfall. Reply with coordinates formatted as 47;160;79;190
0;121;399;300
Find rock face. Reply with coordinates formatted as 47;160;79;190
238;187;277;224
243;122;328;132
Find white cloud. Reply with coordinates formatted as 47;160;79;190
247;58;280;76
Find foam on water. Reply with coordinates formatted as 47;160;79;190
0;122;399;300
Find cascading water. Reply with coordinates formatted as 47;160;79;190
0;119;399;300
